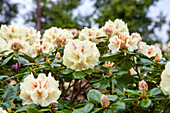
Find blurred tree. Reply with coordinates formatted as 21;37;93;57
84;0;166;44
26;0;81;32
0;0;18;25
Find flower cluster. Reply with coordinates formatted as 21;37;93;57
108;32;141;53
20;73;61;106
63;39;100;71
79;27;107;44
139;42;162;60
160;62;170;96
0;23;41;57
102;19;129;36
42;27;74;49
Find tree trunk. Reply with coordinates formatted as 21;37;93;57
36;0;41;31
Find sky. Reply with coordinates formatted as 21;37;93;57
11;0;170;44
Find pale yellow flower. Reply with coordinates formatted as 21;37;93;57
0;107;7;113
63;39;100;71
79;27;107;44
20;73;61;106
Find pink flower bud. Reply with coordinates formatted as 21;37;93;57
55;52;61;59
100;94;110;108
104;28;113;36
138;80;148;91
11;42;22;51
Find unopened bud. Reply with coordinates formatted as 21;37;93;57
8;108;12;113
46;57;50;64
104;28;113;36
55;52;61;59
11;42;22;51
51;103;55;108
100;94;110;108
138;80;148;91
11;102;15;106
36;62;39;67
109;71;112;76
154;53;160;63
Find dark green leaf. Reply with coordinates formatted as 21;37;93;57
73;71;86;79
100;81;109;89
106;95;118;102
84;68;92;74
2;85;17;106
110;101;126;113
139;99;152;110
149;88;162;96
83;103;94;113
26;107;42;113
88;89;102;104
1;55;13;65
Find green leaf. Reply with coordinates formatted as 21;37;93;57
61;68;73;74
117;74;135;85
110;101;126;113
100;81;109;89
2;85;17;106
51;63;61;67
117;71;128;76
88;89;102;104
111;78;117;84
138;58;153;65
1;55;13;65
26;107;42;113
0;50;8;54
115;84;126;94
73;71;86;79
120;60;133;71
103;109;112;113
73;108;84;113
83;103;94;113
149;88;162;96
16;57;30;64
106;95;118;102
84;68;92;74
59;109;72;113
0;76;8;80
139;99;152;110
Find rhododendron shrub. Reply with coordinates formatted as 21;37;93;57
0;19;170;113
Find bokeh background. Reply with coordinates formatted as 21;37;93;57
0;0;170;48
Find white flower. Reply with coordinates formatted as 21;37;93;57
126;37;139;52
108;36;121;53
139;43;162;60
42;42;54;54
0;107;7;113
160;62;170;95
20;73;61;106
63;39;100;71
42;27;73;48
79;27;107;44
102;19;129;36
0;38;7;52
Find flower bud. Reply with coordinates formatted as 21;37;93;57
55;52;61;59
138;80;148;91
100;94;110;108
51;103;55;108
104;28;113;36
46;57;50;64
154;53;160;63
11;42;22;51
